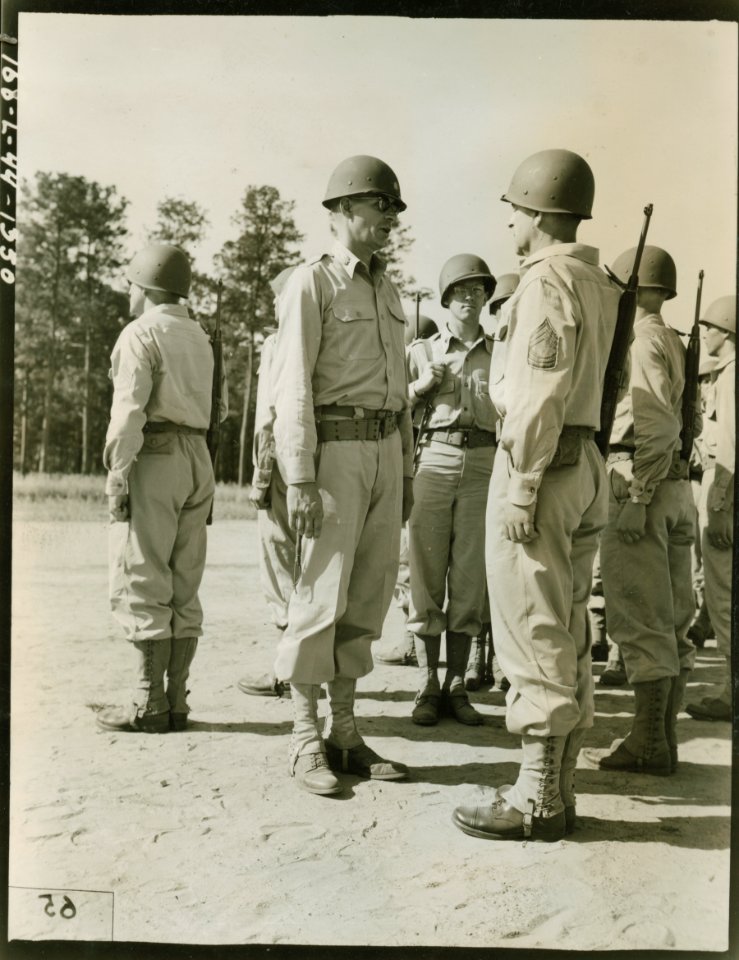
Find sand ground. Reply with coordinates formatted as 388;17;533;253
8;519;733;951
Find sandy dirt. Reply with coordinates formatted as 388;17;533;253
8;519;733;951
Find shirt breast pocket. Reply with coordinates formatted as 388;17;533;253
331;298;382;361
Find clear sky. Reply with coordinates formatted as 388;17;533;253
17;13;737;331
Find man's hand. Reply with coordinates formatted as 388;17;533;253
414;362;446;397
402;476;414;523
248;485;270;510
108;494;130;523
617;501;647;544
707;509;733;550
287;482;323;539
503;501;538;543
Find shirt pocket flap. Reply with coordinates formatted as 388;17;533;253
388;302;406;324
332;299;375;323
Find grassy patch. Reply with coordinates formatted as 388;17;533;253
12;473;257;522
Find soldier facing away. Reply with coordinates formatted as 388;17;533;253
453;149;620;841
270;155;414;795
98;243;224;734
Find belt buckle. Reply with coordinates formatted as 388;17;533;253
461;431;469;447
352;406;365;420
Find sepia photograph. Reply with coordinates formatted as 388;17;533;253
2;1;736;956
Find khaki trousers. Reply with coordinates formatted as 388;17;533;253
700;467;733;702
109;433;214;642
408;441;494;638
601;464;696;683
486;440;607;737
274;431;403;684
257;469;295;631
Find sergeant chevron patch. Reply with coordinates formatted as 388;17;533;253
527;318;559;369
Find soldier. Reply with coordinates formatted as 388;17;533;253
374;313;438;667
270;155;413;795
98;244;221;734
686;296;735;722
588;246;696;776
237;267;298;697
406;254;497;727
452;149;620;841
467;272;519;691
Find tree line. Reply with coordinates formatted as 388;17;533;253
13;171;430;485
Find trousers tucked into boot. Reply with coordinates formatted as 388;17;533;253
595;677;672;775
167;637;198;730
665;669;690;772
464;630;487;691
97;639;171;733
559;727;586;834
289;682;341;795
443;632;483;725
412;634;441;725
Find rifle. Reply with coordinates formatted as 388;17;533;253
206;280;224;525
679;269;704;462
595;203;654;457
414;291;420;341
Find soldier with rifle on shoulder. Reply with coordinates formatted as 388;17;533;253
586;247;698;777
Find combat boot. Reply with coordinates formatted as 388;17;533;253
665;669;690;772
559;727;586;834
325;677;408;781
586;678;672;775
167;637;198;731
452;735;567;841
97;639;171;733
411;633;442;726
464;629;487;691
288;682;341;795
374;627;417;666
443;631;484;725
599;643;627;686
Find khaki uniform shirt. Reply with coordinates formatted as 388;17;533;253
104;303;214;496
706;355;735;512
252;333;277;490
610;313;686;504
491;243;620;506
407;323;498;431
272;240;413;484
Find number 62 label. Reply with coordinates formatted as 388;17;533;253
8;886;114;941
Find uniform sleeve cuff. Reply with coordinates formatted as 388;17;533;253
105;472;128;496
507;467;541;507
281;455;316;485
628;477;655;505
252;467;273;489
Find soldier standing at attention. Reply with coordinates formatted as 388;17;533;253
98;244;219;734
686;296;735;722
237;266;298;698
588;247;696;776
453;150;620;841
406;254;497;727
270;155;413;795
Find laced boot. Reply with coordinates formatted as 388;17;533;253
453;735;567;841
411;634;442;726
587;678;672;775
167;637;198;731
97;639;171;733
325;677;408;780
464;630;487;691
599;643;627;686
665;669;690;772
560;727;586;834
483;623;494;684
288;682;341;795
442;632;484;725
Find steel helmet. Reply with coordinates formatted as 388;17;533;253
322;155;406;211
700;295;736;334
489;272;520;310
439;254;496;308
609;245;677;300
127;243;191;298
501;149;595;219
404;313;438;346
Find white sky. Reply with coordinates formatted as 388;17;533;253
17;13;738;330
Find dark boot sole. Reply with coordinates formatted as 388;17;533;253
451;811;565;842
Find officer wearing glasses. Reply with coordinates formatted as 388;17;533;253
270;155;413;796
406;254;498;727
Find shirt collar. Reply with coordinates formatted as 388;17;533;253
519;242;600;272
144;302;190;319
439;321;489;352
331;240;387;281
713;353;735;374
634;312;666;330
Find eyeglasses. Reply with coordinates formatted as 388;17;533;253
451;283;487;298
355;194;404;215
